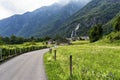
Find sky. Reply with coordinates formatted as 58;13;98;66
0;0;91;20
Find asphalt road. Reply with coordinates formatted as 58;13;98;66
0;49;49;80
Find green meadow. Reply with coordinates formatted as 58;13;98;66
44;41;120;80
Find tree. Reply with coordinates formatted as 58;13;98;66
10;35;17;44
16;37;24;44
0;36;4;45
2;37;10;44
43;36;51;41
113;16;120;32
30;36;35;41
89;24;103;42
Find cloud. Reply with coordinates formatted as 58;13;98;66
1;1;24;14
58;0;91;5
0;0;58;19
0;6;13;19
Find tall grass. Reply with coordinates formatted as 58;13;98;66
44;41;120;80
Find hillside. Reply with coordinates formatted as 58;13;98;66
56;0;120;37
103;12;120;35
0;1;85;37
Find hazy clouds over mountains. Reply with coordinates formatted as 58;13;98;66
58;0;91;5
0;0;58;19
0;0;91;19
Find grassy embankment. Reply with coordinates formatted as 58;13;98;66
44;40;120;80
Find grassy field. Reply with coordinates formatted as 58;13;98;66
44;41;120;80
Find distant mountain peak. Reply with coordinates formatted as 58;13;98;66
0;1;85;37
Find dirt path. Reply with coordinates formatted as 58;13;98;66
0;49;49;80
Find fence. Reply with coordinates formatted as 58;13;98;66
49;48;73;79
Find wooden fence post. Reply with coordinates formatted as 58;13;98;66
15;49;17;56
54;50;56;61
70;55;72;79
49;48;52;53
20;48;22;54
9;49;10;57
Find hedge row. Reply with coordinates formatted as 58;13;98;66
0;45;47;62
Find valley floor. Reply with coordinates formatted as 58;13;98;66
44;41;120;80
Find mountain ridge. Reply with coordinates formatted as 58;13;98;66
0;0;120;38
0;1;86;37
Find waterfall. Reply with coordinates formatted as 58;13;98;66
71;31;74;38
71;23;80;39
75;24;80;31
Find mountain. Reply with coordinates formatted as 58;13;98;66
0;1;86;37
56;0;120;37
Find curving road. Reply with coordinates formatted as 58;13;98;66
0;49;49;80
